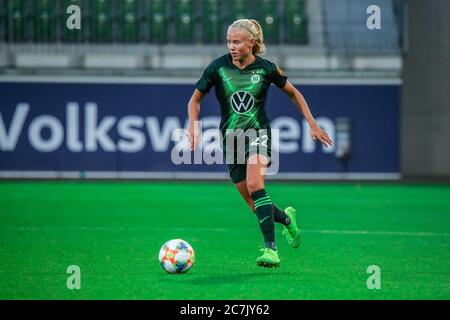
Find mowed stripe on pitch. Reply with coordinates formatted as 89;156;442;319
8;226;450;237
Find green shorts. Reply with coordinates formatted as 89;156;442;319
222;129;272;184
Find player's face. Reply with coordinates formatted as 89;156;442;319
227;28;255;62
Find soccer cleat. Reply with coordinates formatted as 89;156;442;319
282;207;301;248
256;248;280;268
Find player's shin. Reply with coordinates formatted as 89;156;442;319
273;205;291;226
251;189;276;251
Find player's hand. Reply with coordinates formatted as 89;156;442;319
187;121;200;151
310;123;333;148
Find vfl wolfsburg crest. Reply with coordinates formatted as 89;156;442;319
250;74;260;83
230;91;255;114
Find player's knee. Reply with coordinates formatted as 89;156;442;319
246;179;263;195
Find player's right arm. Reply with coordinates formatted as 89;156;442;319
190;59;218;150
187;89;206;150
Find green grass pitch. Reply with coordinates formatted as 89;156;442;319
0;181;449;299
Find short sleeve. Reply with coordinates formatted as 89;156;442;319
270;63;288;88
195;62;218;94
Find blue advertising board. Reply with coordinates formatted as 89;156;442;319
0;79;400;179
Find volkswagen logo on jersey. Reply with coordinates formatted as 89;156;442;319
230;91;255;114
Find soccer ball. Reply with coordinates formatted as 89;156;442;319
158;239;195;274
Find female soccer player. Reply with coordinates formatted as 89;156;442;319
187;19;333;268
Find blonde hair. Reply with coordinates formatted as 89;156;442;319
229;19;266;56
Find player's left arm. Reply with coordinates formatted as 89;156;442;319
282;81;333;148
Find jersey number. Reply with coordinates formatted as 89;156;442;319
250;135;268;148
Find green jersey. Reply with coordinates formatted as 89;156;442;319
195;53;288;136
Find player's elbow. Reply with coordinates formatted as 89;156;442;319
188;102;200;117
284;89;298;102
